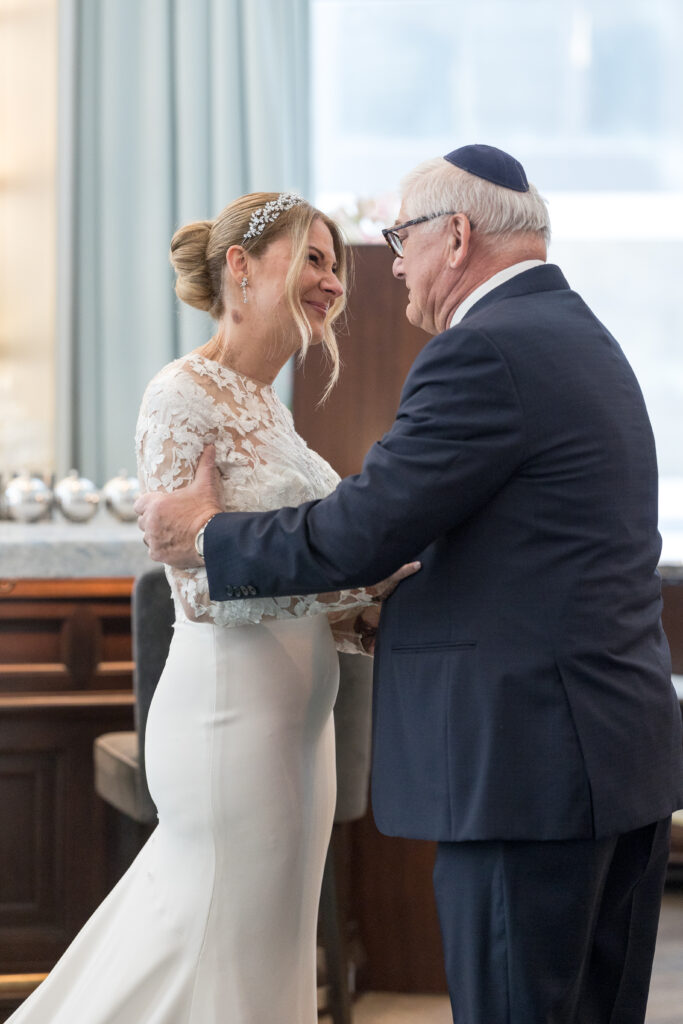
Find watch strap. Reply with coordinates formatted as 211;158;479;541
194;513;219;561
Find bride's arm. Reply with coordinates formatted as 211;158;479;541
324;560;420;654
326;606;378;655
135;367;229;621
136;365;416;626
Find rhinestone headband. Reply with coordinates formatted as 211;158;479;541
242;192;305;244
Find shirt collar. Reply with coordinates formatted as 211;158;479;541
449;260;546;327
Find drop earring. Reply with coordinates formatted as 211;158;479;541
240;276;248;304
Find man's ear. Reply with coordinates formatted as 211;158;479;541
225;245;248;285
446;214;471;268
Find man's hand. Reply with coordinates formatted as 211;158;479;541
134;445;223;568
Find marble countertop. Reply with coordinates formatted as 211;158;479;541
0;513;155;579
1;510;682;581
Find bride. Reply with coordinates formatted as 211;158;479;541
9;192;417;1024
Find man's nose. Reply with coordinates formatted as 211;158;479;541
392;256;405;280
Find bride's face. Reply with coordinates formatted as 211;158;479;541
251;219;344;345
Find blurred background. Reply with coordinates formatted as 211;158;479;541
2;0;682;494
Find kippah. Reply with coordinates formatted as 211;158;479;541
443;144;529;192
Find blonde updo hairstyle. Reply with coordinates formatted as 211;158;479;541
169;193;349;399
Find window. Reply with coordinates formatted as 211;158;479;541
312;0;683;526
0;0;57;477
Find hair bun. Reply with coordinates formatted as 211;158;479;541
169;220;215;312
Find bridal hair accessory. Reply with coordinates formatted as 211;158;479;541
242;192;305;243
241;276;248;303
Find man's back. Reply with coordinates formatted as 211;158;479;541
370;264;683;840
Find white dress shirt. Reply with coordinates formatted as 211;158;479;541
449;260;545;327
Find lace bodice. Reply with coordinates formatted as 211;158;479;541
135;352;373;648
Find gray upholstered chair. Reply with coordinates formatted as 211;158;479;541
670;675;683;874
93;569;374;1024
320;651;373;1023
93;568;174;825
661;573;683;876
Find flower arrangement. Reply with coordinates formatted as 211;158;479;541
319;193;400;243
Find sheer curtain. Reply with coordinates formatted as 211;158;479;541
57;0;310;483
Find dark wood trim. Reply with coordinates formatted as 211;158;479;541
0;578;134;600
0;974;47;1000
0;692;134;712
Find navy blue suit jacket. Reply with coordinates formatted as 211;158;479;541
205;264;683;841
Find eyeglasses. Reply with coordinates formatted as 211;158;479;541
381;211;459;257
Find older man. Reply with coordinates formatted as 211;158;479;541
137;145;683;1023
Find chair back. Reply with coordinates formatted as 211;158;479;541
131;568;174;787
661;572;683;676
334;652;373;822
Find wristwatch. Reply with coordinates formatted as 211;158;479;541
194;514;219;562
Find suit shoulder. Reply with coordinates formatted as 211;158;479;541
407;322;515;385
398;322;525;421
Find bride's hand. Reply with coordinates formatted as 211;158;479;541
353;562;421;655
354;603;381;655
353;561;420;653
367;560;421;602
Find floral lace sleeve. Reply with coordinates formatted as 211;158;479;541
135;354;375;636
326;608;375;655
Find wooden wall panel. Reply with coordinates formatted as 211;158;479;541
293;244;428;477
293;244;446;993
0;593;134;694
0;751;61;926
0;703;134;973
0;579;135;980
662;579;683;674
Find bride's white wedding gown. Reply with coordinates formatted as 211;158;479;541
10;352;372;1024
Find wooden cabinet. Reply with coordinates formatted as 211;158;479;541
0;578;135;995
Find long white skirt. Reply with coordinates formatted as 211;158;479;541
10;614;339;1024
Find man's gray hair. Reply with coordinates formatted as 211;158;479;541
400;157;551;245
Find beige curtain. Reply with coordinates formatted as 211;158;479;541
0;0;57;476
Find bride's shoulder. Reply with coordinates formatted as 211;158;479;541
144;353;197;387
144;352;219;395
138;354;217;419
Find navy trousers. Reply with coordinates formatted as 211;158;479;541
433;817;671;1023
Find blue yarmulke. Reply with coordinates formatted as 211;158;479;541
443;144;529;192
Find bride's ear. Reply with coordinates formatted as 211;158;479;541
225;245;248;286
